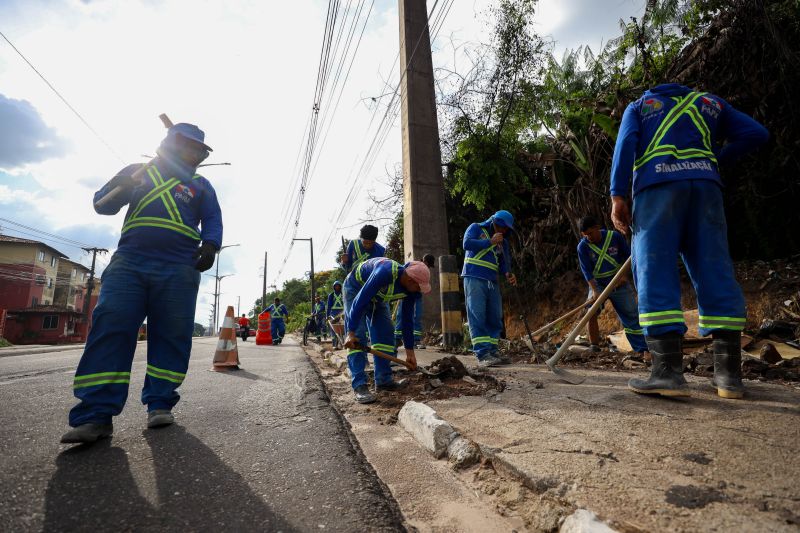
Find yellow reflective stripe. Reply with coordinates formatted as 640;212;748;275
377;261;401;302
74;371;130;382
643;92;702;156
595;269;620;278
591;231;619;277
684;105;713;152
331;294;344;309
352;240;369;265
73;371;131;389
122;217;201;240
471;336;498;345
698;315;745;322
129;175;181;219
624;328;644;335
372;343;395;354
698;315;745;330
465;257;499;271
634;146;717;170
640;310;683;318
146;364;185;378
640;310;684;326
146;369;183;384
148;166;183;224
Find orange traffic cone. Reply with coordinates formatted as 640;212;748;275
211;306;240;371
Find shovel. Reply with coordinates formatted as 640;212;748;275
353;344;441;377
544;257;632;384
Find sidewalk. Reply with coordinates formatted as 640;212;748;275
315;343;800;531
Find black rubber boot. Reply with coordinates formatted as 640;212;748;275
60;423;113;444
376;378;409;391
353;385;376;404
711;330;744;399
628;333;690;397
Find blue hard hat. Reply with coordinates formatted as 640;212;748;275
493;210;514;230
167;123;212;151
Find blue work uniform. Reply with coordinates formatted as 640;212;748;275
266;303;289;342
69;158;223;427
344;258;419;389
313;301;326;336
394;300;423;345
341;239;385;273
461;218;511;361
577;229;647;352
611;84;768;337
327;287;344;338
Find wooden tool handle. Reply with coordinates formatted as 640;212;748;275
356;344;415;370
546;257;632;368
94;114;173;209
530;301;590;338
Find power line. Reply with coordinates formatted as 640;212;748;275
0;217;95;249
0;29;124;162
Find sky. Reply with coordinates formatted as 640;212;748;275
0;0;645;328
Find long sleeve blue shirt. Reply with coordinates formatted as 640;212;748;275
326;290;344;316
266;304;288;320
610;84;769;198
346;258;419;349
577;230;629;287
340;239;385;273
94;159;223;266
461;219;511;281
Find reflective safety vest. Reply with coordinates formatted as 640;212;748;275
587;230;621;280
634;91;717;171
352;239;370;268
121;165;202;241
464;228;500;271
330;293;344;310
355;259;406;303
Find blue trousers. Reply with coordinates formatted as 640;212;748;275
394;300;423;344
271;318;285;342
632;180;745;337
464;276;503;360
343;279;395;389
589;283;648;352
69;253;200;427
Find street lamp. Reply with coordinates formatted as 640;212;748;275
293;238;315;314
212;243;239;332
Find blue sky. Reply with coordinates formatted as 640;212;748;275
0;0;645;325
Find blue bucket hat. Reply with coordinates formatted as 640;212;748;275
492;210;514;230
166;123;212;151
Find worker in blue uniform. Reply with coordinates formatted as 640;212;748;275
394;254;436;348
343;258;431;404
339;224;385;273
610;83;768;398
577;216;648;356
265;297;289;345
462;210;517;368
326;280;345;347
313;295;327;342
61;123;223;444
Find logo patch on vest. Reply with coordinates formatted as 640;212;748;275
174;184;195;204
641;98;663;116
700;96;722;118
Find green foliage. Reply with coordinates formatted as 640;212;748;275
286;301;311;332
0;337;12;348
192;323;205;337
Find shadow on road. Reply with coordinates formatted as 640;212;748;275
44;426;297;532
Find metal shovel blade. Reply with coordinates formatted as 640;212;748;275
546;361;586;384
416;366;441;377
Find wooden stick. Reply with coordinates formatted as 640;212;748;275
530;301;590;338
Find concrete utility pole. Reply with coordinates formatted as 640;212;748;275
262;252;267;312
81;247;108;320
293;238;315;314
399;0;449;330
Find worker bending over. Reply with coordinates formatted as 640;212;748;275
343;258;431;404
577;216;648;356
610;83;768;398
394;253;435;348
62;123;222;444
462;210;517;368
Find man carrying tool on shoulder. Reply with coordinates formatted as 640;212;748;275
610;83;768;398
342;257;431;404
339;224;385;273
577;215;648;357
265;297;289;345
462;210;517;368
61;123;222;444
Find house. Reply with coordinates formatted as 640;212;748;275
0;235;101;345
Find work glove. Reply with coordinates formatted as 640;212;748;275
194;242;217;272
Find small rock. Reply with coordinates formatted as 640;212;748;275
760;343;783;364
429;378;444;388
568;345;590;354
529;380;544;389
462;375;477;384
623;359;645;369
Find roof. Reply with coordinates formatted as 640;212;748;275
0;235;69;259
8;305;84;314
58;258;91;272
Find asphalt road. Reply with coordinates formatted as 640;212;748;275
0;337;405;532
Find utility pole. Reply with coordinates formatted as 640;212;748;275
293;238;315;312
237;295;241;316
212;244;240;332
262;251;267;312
399;0;449;330
81;247;108;322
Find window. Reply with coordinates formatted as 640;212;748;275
50;256;57;268
42;315;59;330
47;278;52;288
35;275;45;285
71;268;77;278
31;296;38;306
37;251;45;262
